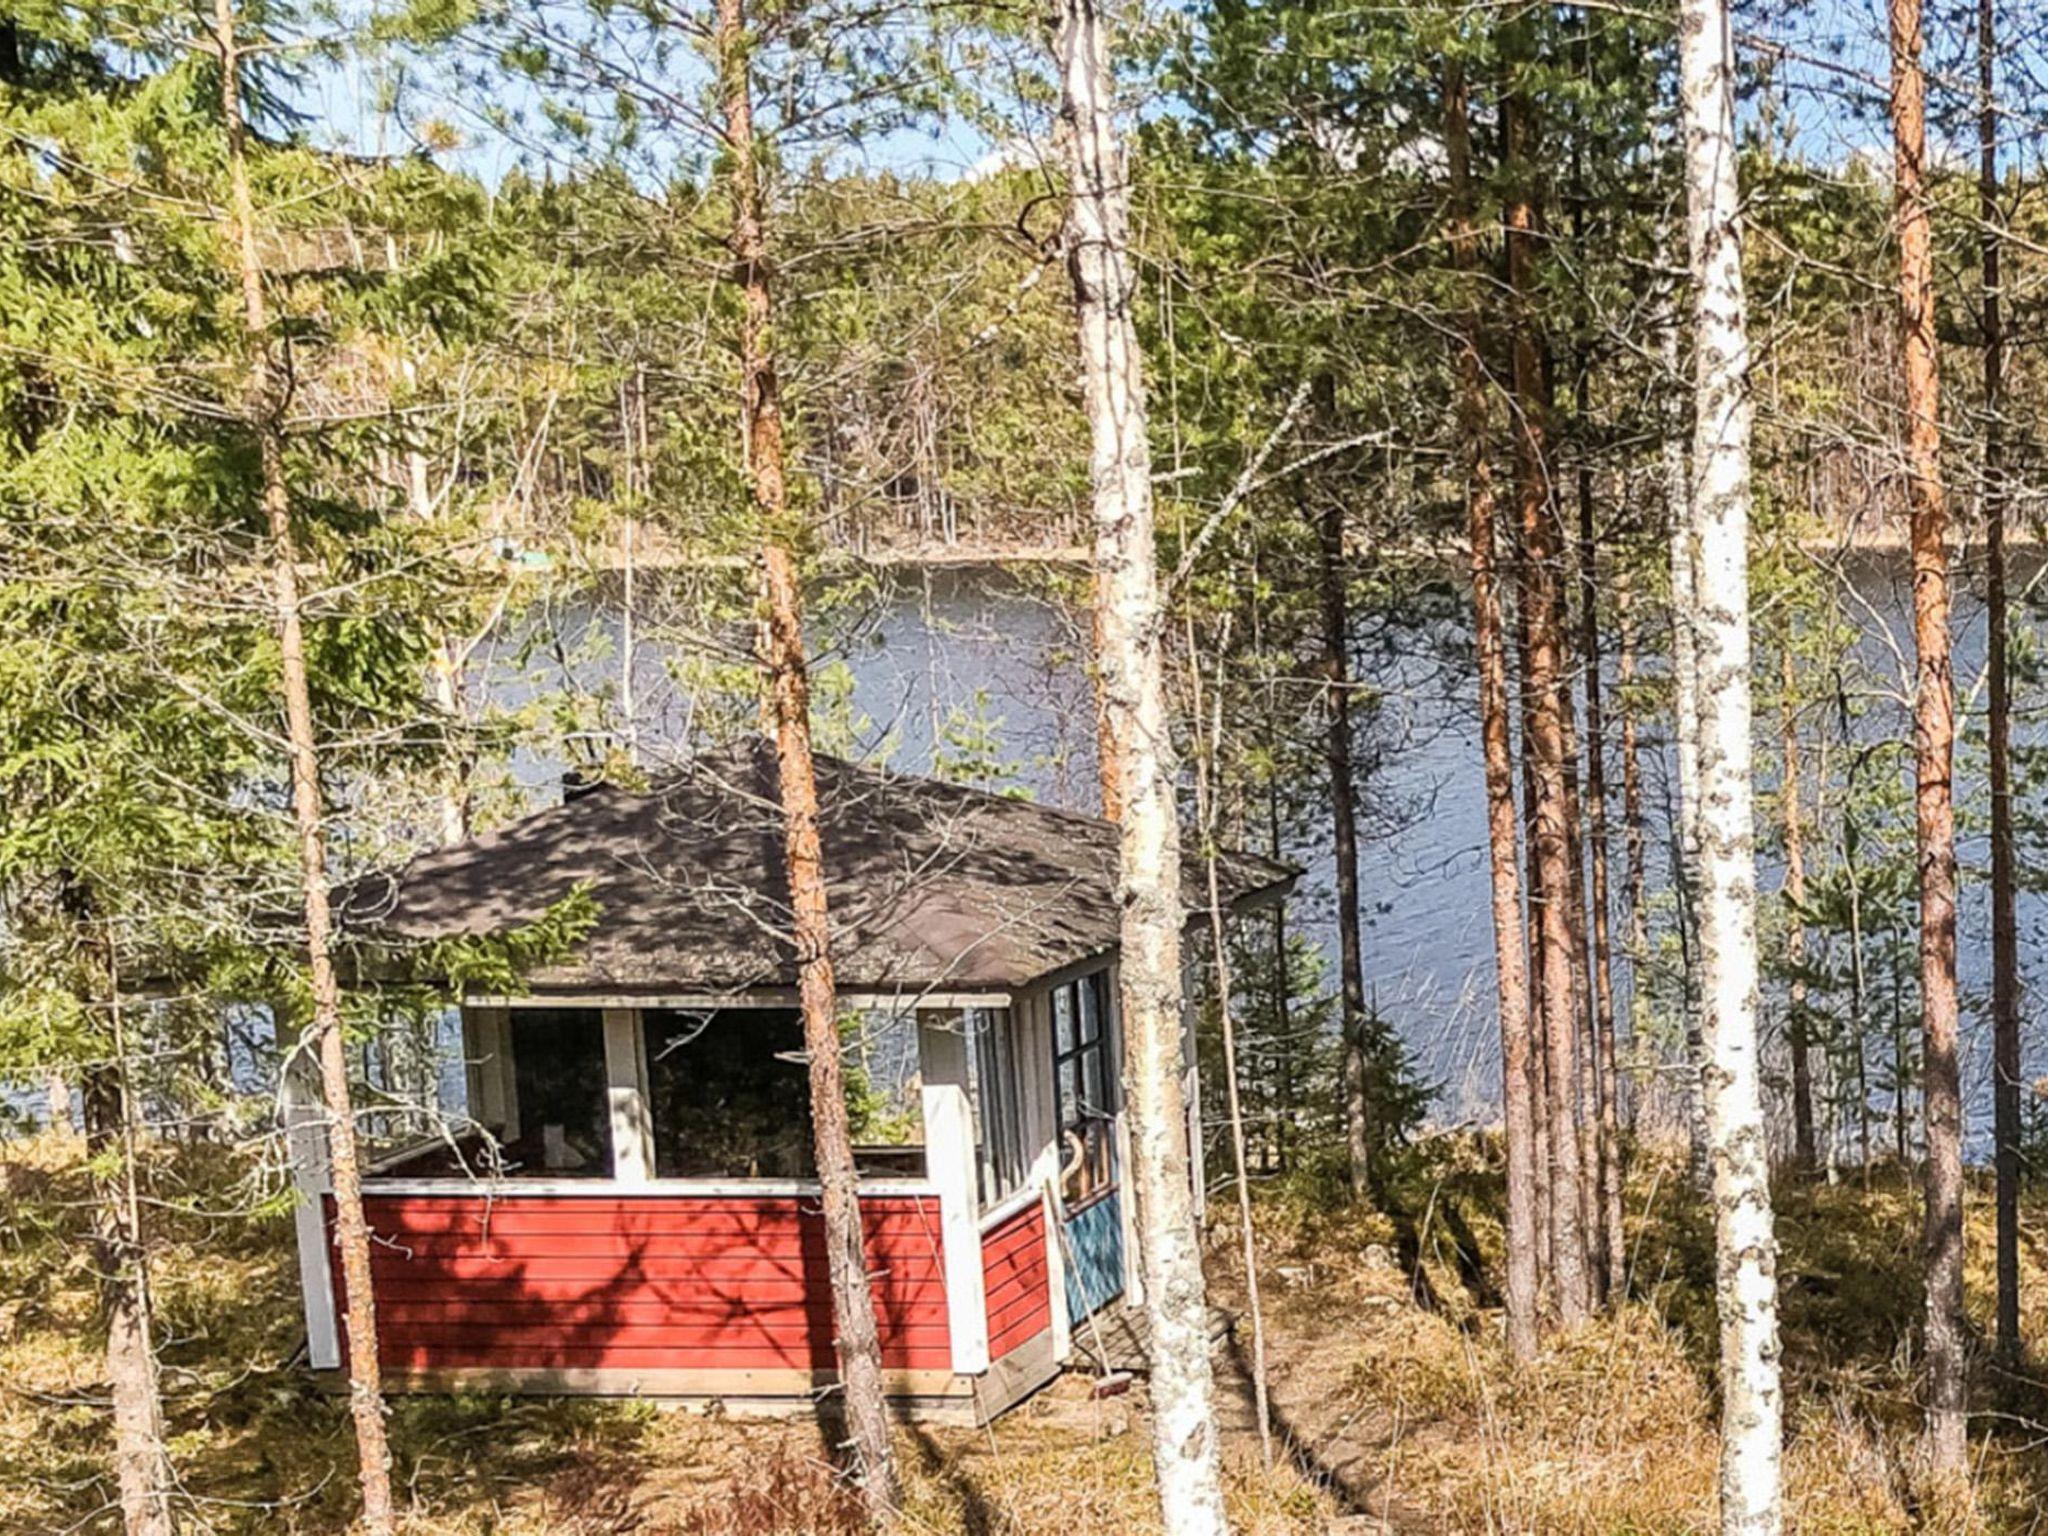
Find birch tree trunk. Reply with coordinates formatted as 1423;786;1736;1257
1505;79;1589;1327
1056;0;1230;1523
1678;0;1784;1526
1980;0;2021;1368
1446;58;1537;1360
213;6;395;1530
1886;0;1968;1479
1664;298;1709;1188
714;0;899;1514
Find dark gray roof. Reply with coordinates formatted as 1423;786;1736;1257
337;742;1296;996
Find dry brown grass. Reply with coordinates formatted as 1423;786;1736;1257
13;1128;2048;1533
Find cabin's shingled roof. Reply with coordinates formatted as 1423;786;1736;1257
336;741;1296;996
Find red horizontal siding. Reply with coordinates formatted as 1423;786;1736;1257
331;1192;950;1375
979;1199;1052;1360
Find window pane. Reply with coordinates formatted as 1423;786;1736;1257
645;1009;813;1179
508;1009;613;1177
1081;1043;1104;1117
1078;976;1101;1045
845;1011;926;1178
1053;985;1075;1054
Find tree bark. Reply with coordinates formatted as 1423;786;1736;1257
80;955;173;1536
1981;0;2021;1369
1887;0;1967;1476
1559;672;1605;1298
1318;491;1374;1200
1678;1;1784;1525
1190;655;1273;1469
715;0;899;1514
1447;57;1538;1360
1664;294;1710;1188
1574;425;1624;1301
1780;643;1814;1173
213;6;394;1529
1056;0;1231;1521
1618;573;1650;1130
1505;78;1589;1327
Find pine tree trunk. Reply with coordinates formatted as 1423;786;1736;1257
715;0;899;1513
1318;492;1374;1200
1446;58;1538;1362
213;6;394;1529
1780;643;1815;1173
1677;2;1784;1525
1056;0;1230;1522
1574;455;1625;1298
1886;0;1967;1477
1980;0;2021;1368
1513;518;1555;1298
1505;79;1589;1327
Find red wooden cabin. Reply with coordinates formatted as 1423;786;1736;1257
286;744;1291;1423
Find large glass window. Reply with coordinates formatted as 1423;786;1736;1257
1052;973;1116;1206
968;1008;1026;1210
643;1008;926;1180
645;1009;812;1178
505;1007;613;1176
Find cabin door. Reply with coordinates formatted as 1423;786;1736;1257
1052;971;1124;1321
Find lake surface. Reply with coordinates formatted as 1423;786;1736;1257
508;551;2034;1156
17;550;2031;1161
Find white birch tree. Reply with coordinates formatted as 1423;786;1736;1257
1054;0;1230;1527
1677;0;1783;1529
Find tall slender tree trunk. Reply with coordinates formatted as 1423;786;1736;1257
1319;492;1374;1200
1190;656;1273;1469
1516;582;1556;1297
1887;0;1967;1477
1506;78;1589;1327
1559;677;1605;1296
714;0;899;1515
1575;425;1625;1299
1447;59;1537;1360
1618;573;1650;1128
1664;301;1710;1186
1678;2;1783;1526
79;927;173;1536
1056;0;1230;1522
212;7;394;1529
1980;0;2021;1369
1781;644;1814;1173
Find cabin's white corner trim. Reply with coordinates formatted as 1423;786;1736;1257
920;1014;990;1376
281;1051;340;1370
602;1007;654;1185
